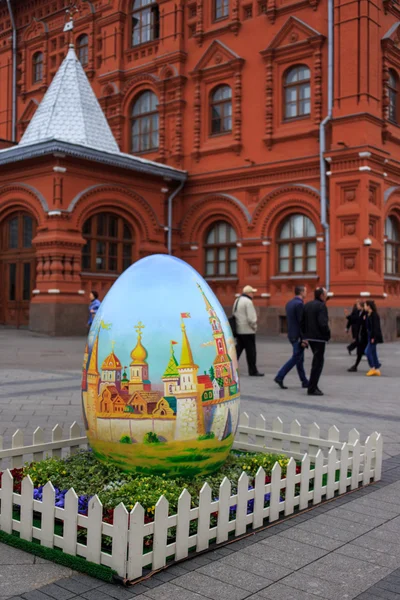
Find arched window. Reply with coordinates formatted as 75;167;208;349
210;85;232;135
77;34;89;66
33;52;43;84
388;69;398;124
278;214;317;274
284;65;311;120
205;221;237;277
213;0;229;20
82;213;134;273
385;216;400;275
132;0;160;46
131;91;159;153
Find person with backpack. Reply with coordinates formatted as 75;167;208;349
231;285;264;377
274;285;309;389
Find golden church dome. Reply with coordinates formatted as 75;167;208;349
101;351;122;371
130;336;148;365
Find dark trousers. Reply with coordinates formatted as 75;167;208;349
354;341;367;368
276;340;308;385
348;340;358;353
236;334;257;375
308;341;326;393
366;337;381;369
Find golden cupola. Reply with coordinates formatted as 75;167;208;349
130;321;148;365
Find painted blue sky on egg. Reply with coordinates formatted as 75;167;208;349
88;255;238;384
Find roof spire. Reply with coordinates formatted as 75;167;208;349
179;321;197;369
64;5;79;46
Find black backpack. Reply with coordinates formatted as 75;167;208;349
229;297;240;338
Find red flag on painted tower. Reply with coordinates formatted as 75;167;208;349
181;312;191;318
171;341;178;345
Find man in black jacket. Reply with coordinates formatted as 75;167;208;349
301;287;331;396
274;285;309;389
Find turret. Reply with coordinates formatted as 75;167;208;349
129;321;151;393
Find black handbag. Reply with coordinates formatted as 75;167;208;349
229;298;240;337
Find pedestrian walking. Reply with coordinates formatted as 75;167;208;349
233;285;264;377
88;291;101;330
301;287;331;396
364;300;383;377
347;302;368;372
274;285;309;389
345;303;362;355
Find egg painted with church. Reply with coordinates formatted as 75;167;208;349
81;254;241;477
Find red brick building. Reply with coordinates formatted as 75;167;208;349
1;0;400;338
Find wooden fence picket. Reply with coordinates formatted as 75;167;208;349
235;471;249;537
153;496;169;570
348;428;360;445
51;425;63;459
69;422;81;455
176;489;191;559
269;462;281;522
308;423;320;459
196;483;212;552
339;442;349;495
253;467;265;529
87;495;103;564
328;426;340;443
216;478;231;544
312;450;324;505
33;427;45;463
351;439;361;490
363;435;374;486
41;481;56;548
284;457;296;516
290;421;301;456
20;476;34;542
270;418;284;453
299;453;310;510
255;414;266;448
0;469;13;534
374;433;383;481
127;503;145;580
11;430;24;468
63;488;79;555
237;413;249;446
112;503;129;577
326;446;337;499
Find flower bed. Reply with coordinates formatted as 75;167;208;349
0;414;383;583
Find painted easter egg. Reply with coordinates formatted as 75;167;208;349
81;255;240;477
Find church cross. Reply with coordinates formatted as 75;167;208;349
64;5;80;45
134;321;145;337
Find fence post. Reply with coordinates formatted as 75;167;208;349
312;450;324;505
176;489;191;560
33;427;45;463
363;435;374;486
237;413;249;446
153;495;169;570
69;423;81;455
339;442;349;495
271;418;283;453
290;421;301;456
299;453;310;510
11;429;24;469
127;503;145;580
0;469;13;534
284;457;296;516
308;423;320;460
197;483;212;552
87;495;103;564
41;481;56;548
112;503;129;578
235;471;249;537
255;414;266;449
373;433;383;481
253;467;265;529
269;462;281;522
63;488;79;555
351;439;361;490
20;475;34;542
326;446;337;499
216;478;231;544
52;425;63;459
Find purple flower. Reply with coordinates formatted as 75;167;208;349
78;495;92;514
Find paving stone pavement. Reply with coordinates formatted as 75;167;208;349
1;329;400;599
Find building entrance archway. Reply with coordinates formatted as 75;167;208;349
0;212;37;327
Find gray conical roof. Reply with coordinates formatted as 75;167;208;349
19;45;120;154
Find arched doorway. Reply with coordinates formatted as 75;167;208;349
0;212;37;327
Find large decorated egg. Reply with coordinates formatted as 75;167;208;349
81;255;240;477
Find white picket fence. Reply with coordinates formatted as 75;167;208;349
0;413;383;581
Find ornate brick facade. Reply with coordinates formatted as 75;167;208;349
1;0;400;338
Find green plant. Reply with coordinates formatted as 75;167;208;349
120;435;132;444
143;432;160;444
198;432;215;441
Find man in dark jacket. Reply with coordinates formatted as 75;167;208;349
301;287;331;396
274;286;309;389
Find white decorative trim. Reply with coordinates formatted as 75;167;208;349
190;245;199;251
262;241;270;246
236;242;242;247
383;293;388;298
53;166;67;173
270;275;319;280
261;293;271;298
48;211;62;216
78;290;85;295
316;236;324;242
360;291;371;297
363;238;372;246
327;291;334;297
359;151;371;158
384;173;388;177
359;166;372;172
161;187;169;193
325;157;332;163
32;289;41;295
326;171;332;176
48;289;61;294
